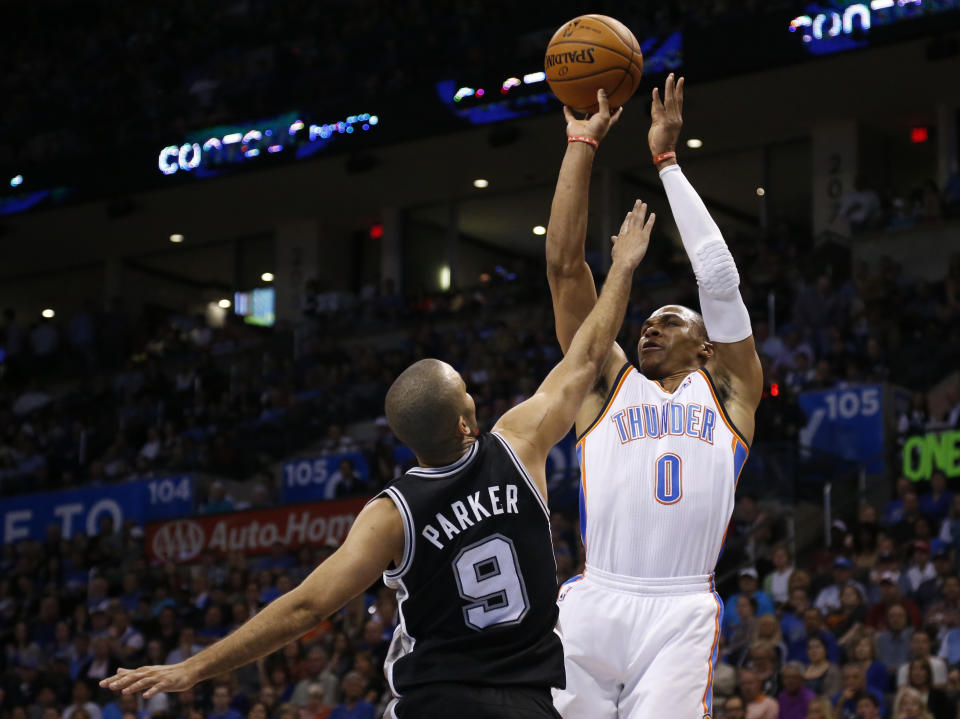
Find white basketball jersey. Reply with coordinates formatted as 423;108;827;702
576;363;749;579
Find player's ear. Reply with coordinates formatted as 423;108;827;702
457;416;472;437
699;341;714;361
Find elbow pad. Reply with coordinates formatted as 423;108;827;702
694;239;752;344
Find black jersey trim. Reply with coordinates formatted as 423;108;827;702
698;367;750;448
491;432;550;520
406;441;479;478
381;487;415;579
576;362;633;442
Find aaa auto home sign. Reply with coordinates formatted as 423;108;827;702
147;498;369;562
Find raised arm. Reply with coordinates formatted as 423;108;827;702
100;498;403;698
545;89;629;376
496;202;654;494
650;75;763;443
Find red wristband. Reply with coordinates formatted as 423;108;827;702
568;135;598;150
653;151;677;165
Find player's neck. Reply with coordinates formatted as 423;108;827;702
656;366;700;392
417;435;478;468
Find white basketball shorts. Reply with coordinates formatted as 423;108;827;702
552;566;723;719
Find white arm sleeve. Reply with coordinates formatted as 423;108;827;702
659;164;752;343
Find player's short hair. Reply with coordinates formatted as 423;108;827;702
385;359;464;460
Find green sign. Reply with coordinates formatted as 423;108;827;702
903;430;960;481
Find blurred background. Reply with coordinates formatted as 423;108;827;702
1;1;960;718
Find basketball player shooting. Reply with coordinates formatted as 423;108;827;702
546;78;763;719
99;202;657;719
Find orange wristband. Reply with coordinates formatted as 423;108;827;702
568;135;599;150
653;151;677;165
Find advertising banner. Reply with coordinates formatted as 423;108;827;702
1;475;193;544
280;452;371;504
798;385;885;474
146;497;369;562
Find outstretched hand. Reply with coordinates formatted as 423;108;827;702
611;200;655;269
100;663;198;699
649;73;684;158
563;88;623;144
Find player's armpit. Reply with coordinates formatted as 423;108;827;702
707;337;763;445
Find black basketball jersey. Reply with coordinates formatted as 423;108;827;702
376;432;565;696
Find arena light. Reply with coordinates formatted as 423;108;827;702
439;265;451;291
218;299;231;309
756;187;766;197
473;178;489;189
369;224;384;239
261;272;274;282
169;233;184;243
41;308;55;318
523;72;547;84
911;126;929;144
533;225;547;236
10;175;23;188
501;77;521;94
686;138;703;149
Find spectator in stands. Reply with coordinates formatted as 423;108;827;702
726;595;759;666
849;635;889;698
867;574;922;629
78;636;118;689
877;604;915;671
791;609;840;664
299;683;331;719
832;664;884;719
891;491;924;544
209;686;242;719
165;627;203;665
916;546;954;610
747;641;780;698
63;681;102;719
201;481;234;514
904;658;953;719
886;478;915;526
782;588;811;658
903;542;938;598
803;636;841;698
756;614;788;665
722;694;746;719
803;697;833;719
764;543;795;605
926;575;960;642
320;425;356;456
891;686;933;719
778;661;813;719
898;630;948;688
855;694;882;719
291;646;339;709
817;576;867;637
328;672;373;719
725;568;775;636
324;460;365;500
739;667;778;719
938;496;960;547
837;177;883;234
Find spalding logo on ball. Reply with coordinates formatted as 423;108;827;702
545;15;644;114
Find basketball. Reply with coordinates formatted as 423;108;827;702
545;15;644;115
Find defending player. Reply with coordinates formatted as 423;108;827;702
99;203;657;719
546;79;763;718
